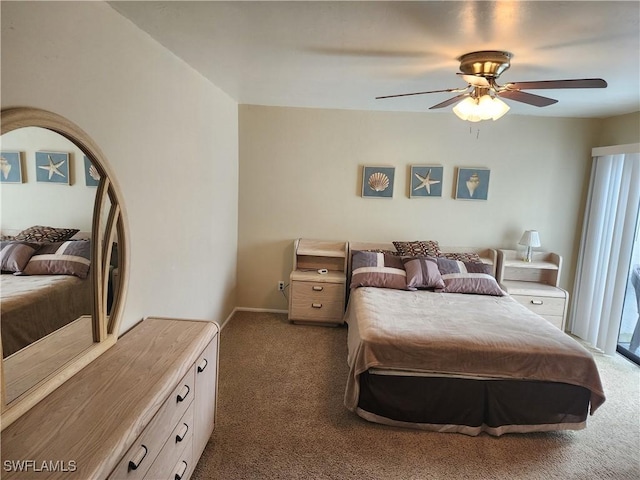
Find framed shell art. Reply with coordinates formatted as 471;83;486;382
84;156;100;187
455;167;490;200
0;151;23;183
362;166;395;198
35;151;70;185
410;165;443;198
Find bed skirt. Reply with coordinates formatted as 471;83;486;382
356;370;591;436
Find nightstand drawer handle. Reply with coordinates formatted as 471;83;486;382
312;303;323;308
312;286;324;291
531;300;544;305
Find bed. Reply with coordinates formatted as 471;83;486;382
1;229;93;358
344;241;605;436
1;274;92;357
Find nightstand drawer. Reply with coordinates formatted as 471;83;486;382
290;281;344;323
512;294;565;316
540;315;564;330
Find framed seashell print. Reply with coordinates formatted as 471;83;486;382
84;155;101;187
0;151;23;184
362;166;395;198
410;165;443;198
455;167;490;200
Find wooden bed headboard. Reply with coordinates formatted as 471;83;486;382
347;241;498;278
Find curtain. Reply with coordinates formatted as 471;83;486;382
570;147;640;354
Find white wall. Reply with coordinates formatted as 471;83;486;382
237;105;602;310
1;2;239;333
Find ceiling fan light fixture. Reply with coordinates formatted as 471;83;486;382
453;95;510;122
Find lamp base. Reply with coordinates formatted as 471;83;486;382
523;247;533;262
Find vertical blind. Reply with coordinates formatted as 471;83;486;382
570;145;640;354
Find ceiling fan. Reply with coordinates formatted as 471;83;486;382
376;50;607;121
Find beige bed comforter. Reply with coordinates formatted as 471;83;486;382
1;274;92;357
345;287;605;414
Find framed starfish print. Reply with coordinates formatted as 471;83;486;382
35;151;70;184
0;151;23;184
410;165;443;198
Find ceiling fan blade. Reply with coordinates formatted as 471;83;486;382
376;88;464;100
498;90;558;107
505;78;607;90
429;93;469;109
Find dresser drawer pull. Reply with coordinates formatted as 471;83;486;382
175;423;189;443
312;303;322;308
197;358;208;373
312;286;324;291
176;385;191;402
174;461;188;480
530;300;544;305
128;445;148;471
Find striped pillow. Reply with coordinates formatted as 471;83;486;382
0;241;40;273
402;256;444;290
436;258;504;296
22;240;91;279
350;251;407;290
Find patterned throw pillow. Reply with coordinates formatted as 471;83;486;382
435;258;504;296
350;251;407;290
0;241;40;273
14;225;80;243
392;240;441;257
402;256;445;290
22;240;91;279
439;251;481;262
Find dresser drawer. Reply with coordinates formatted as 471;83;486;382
169;437;194;480
512;294;565;317
109;367;196;480
290;281;344;323
144;405;193;480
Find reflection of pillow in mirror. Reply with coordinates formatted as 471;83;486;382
22;240;91;279
0;241;40;273
14;225;79;243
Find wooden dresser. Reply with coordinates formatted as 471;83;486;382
1;317;219;479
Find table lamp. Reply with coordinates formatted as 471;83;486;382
519;230;541;262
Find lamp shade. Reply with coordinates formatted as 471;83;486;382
519;230;541;248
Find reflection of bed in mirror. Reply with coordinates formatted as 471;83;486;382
1;274;92;357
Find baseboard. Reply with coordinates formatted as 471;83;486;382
220;307;288;330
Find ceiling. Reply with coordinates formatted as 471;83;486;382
109;1;640;118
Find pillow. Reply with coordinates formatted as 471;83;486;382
393;240;441;257
402;256;445;290
439;251;481;262
14;225;80;243
350;251;407;290
436;258;505;296
21;240;91;279
0;241;40;273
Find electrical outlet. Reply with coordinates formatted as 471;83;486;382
278;281;285;291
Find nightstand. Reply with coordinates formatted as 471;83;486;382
289;239;347;325
497;249;568;331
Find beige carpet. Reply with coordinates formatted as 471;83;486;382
192;311;640;480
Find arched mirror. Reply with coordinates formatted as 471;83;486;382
0;107;128;428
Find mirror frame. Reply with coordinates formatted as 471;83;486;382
0;107;128;429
